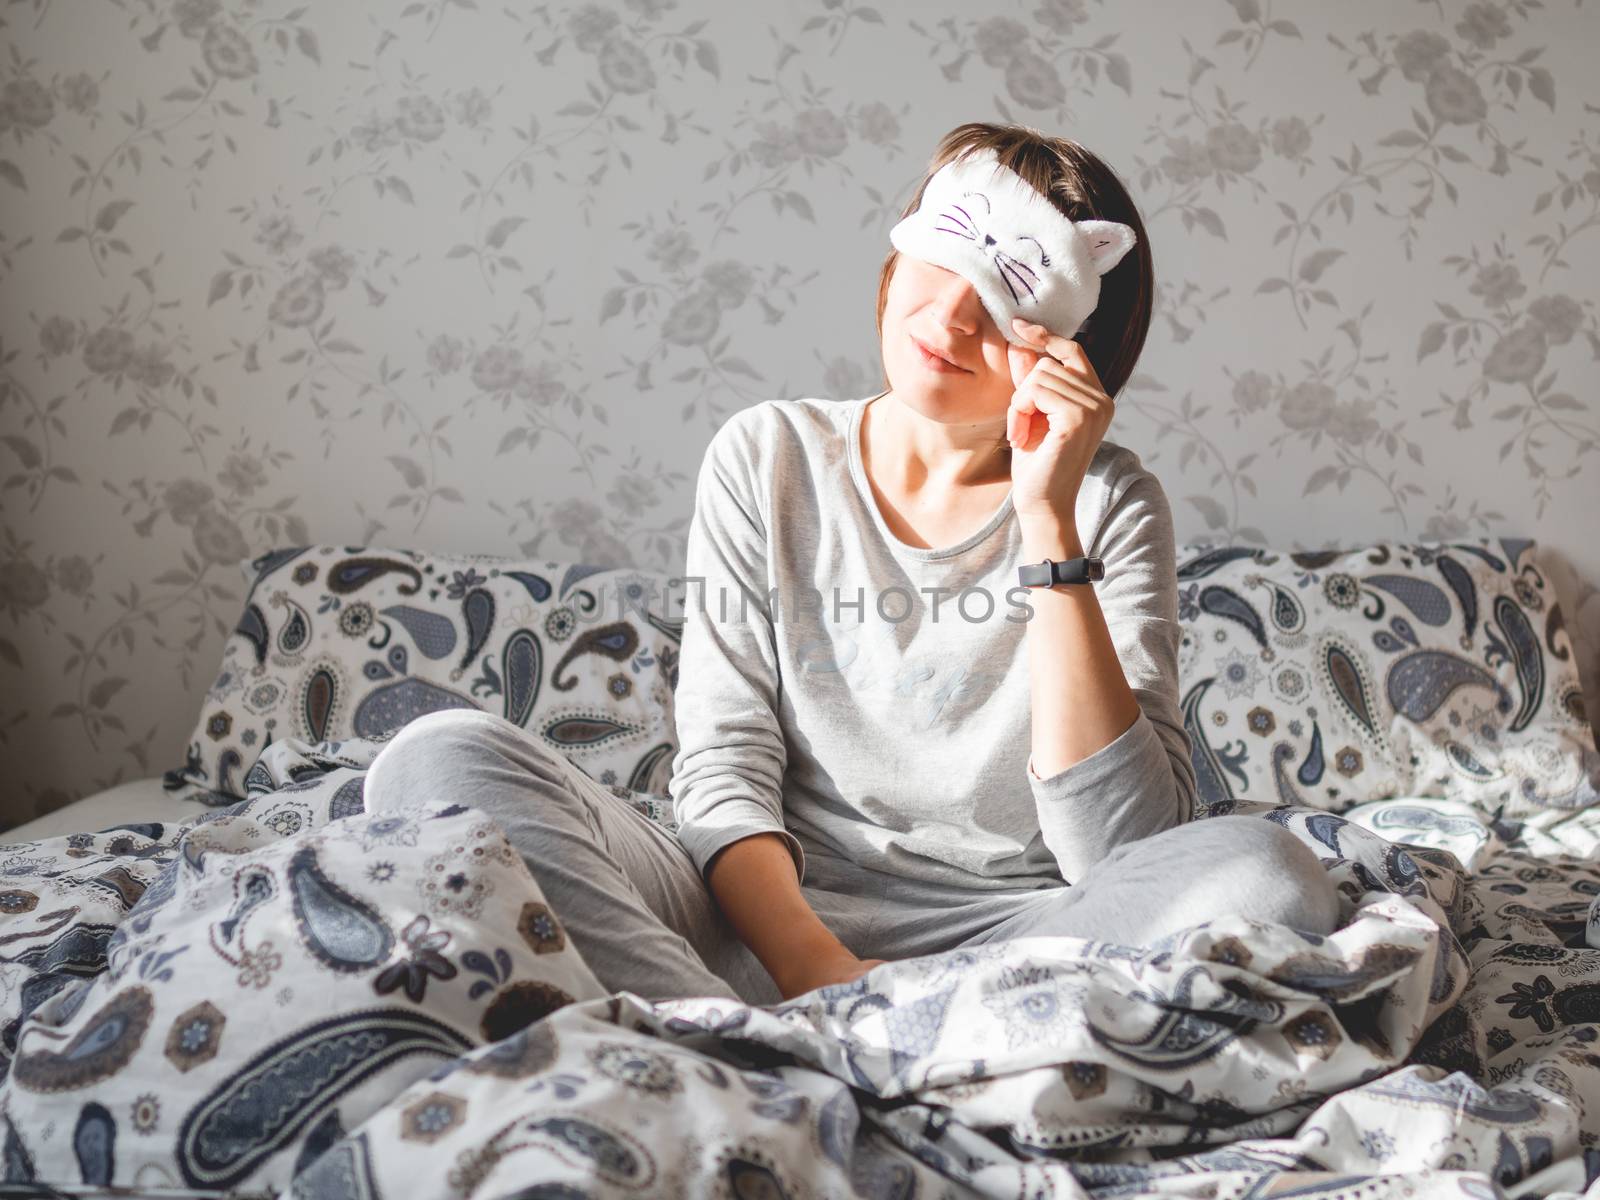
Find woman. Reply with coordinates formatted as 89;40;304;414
364;123;1341;1007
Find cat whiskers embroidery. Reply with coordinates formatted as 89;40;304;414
933;189;1051;305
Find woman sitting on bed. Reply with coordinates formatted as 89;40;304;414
364;122;1342;1006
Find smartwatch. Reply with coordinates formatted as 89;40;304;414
1017;555;1104;589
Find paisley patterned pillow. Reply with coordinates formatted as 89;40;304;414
164;545;685;805
0;800;606;1194
1176;536;1598;817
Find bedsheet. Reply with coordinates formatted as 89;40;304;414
2;775;204;845
0;735;1597;1199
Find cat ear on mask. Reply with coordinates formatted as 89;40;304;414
1075;220;1137;277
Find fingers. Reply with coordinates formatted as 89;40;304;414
1007;340;1038;389
1007;386;1038;448
1010;316;1079;361
1029;365;1095;401
1025;370;1112;417
1009;388;1072;452
1010;375;1112;452
1011;316;1102;388
1008;316;1111;451
1007;405;1028;449
1011;340;1100;401
1015;335;1112;411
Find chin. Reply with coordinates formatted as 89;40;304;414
887;356;989;416
891;353;971;391
887;370;960;406
885;385;994;432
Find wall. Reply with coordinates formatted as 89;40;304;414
1;0;1597;827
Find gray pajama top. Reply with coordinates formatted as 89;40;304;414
667;394;1197;892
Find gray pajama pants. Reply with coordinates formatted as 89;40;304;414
363;709;1342;1007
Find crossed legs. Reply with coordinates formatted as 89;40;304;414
363;709;1343;1005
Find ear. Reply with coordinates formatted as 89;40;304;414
1075;220;1137;277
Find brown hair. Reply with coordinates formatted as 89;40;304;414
874;122;1153;402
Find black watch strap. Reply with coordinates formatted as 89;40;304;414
1018;555;1105;588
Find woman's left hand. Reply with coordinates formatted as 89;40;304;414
1005;316;1114;525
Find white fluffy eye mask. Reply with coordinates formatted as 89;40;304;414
888;147;1138;348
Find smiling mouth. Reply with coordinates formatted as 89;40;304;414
910;335;966;372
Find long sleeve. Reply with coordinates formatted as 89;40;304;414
1024;467;1198;882
667;412;808;886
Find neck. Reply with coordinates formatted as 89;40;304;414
865;389;1012;491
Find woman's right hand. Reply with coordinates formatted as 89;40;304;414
777;949;889;999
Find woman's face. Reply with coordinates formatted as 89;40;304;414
880;253;1016;423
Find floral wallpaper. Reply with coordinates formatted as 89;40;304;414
0;0;1596;829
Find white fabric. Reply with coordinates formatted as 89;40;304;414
1172;538;1600;818
2;777;204;845
888;146;1137;345
2;795;607;1194
4;736;1600;1196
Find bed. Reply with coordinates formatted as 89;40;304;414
1;537;1597;1199
3;778;208;846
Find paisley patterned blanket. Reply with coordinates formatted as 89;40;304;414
3;735;1600;1200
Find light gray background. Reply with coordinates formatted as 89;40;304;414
1;0;1597;828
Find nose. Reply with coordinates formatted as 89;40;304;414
929;272;982;332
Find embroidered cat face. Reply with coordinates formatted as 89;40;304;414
889;147;1137;347
933;188;1055;307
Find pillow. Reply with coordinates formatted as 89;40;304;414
1175;536;1598;817
0;800;606;1194
164;545;685;806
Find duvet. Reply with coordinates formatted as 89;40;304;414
2;734;1599;1200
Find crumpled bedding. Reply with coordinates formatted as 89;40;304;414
3;734;1600;1200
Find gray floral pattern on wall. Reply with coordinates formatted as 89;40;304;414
0;0;1596;827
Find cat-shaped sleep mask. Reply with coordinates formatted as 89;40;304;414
888;147;1138;348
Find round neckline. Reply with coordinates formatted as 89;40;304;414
846;390;1015;562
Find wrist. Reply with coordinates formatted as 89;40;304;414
769;926;855;995
1018;514;1085;560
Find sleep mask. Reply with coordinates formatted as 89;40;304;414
888;147;1137;348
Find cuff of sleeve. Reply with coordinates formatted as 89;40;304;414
675;800;807;886
1027;710;1159;799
